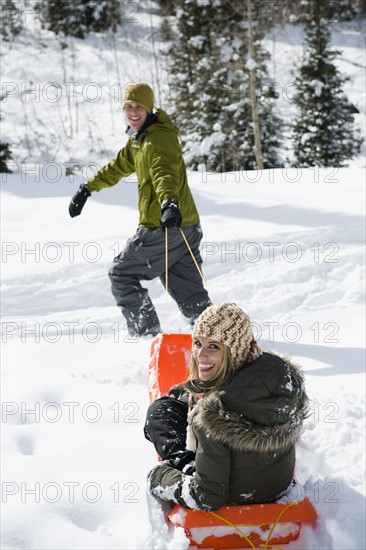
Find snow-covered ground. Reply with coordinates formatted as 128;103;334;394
1;167;365;549
1;4;365;549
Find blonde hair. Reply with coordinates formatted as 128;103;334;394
188;344;235;392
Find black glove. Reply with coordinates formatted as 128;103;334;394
160;199;182;229
164;450;196;475
168;384;188;401
69;184;91;218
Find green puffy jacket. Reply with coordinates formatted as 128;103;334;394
148;352;308;511
85;109;200;228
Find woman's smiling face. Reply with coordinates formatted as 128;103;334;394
192;336;225;381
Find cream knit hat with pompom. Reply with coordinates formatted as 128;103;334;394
192;302;261;368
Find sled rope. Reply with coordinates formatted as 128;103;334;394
180;227;215;304
165;227;169;331
165;227;212;331
209;501;297;550
179;227;205;282
262;502;297;549
209;512;256;549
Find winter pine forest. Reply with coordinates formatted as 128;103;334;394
1;1;366;549
1;0;365;171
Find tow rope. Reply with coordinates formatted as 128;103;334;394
165;227;210;332
209;502;297;550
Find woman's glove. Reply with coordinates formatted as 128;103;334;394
165;450;196;475
168;384;188;402
69;184;91;218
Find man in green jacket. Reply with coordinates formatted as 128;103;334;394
69;83;211;337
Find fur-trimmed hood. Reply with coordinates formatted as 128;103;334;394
189;352;308;454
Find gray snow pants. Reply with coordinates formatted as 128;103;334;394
108;224;211;336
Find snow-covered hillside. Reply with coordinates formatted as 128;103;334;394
1;6;365;168
1;5;365;550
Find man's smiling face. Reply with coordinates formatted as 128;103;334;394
124;102;149;132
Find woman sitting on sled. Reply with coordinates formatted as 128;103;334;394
145;302;308;512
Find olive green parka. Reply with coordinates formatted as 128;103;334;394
85;109;200;227
148;352;308;511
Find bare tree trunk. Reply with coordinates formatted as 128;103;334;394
149;10;161;107
247;0;264;170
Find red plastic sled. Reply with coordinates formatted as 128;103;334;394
149;334;318;549
149;333;192;402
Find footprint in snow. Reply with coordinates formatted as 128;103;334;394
17;435;35;456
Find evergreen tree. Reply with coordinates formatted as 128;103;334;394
0;115;12;174
0;108;12;173
0;0;22;41
253;0;366;27
160;0;283;171
0;142;12;173
292;1;363;167
38;0;121;38
290;0;366;22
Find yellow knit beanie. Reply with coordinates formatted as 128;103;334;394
193;303;261;368
122;83;154;113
